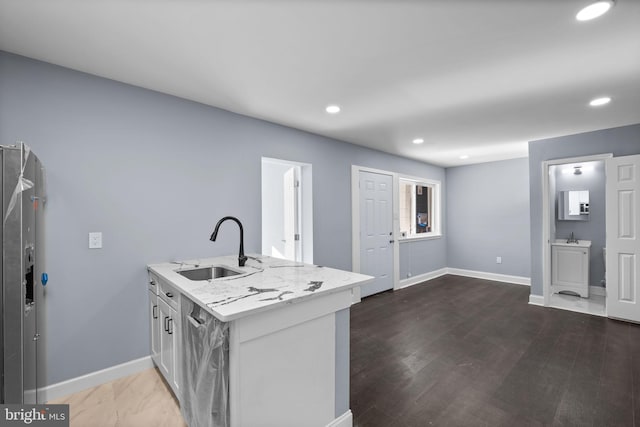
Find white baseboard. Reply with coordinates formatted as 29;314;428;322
396;268;448;290
529;294;545;306
327;410;352;427
446;268;531;286
590;286;606;296
43;356;154;402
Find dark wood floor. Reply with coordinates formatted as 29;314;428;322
350;275;640;427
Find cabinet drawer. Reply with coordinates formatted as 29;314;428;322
158;276;179;310
148;271;160;294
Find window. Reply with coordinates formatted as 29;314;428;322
399;177;441;239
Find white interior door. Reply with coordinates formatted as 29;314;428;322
606;154;640;322
359;171;394;298
283;166;301;261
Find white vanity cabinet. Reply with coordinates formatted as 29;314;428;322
149;271;181;397
551;240;591;297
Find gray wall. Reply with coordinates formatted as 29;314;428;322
553;161;606;287
529;123;640;296
445;158;531;277
399;238;447;279
0;50;446;398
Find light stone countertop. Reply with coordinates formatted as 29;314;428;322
148;254;374;322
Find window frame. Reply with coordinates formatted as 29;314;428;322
397;175;442;241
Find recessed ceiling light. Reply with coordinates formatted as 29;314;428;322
589;96;611;107
459;155;470;160
412;138;424;144
325;105;341;114
576;1;614;21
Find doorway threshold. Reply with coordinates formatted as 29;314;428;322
549;293;606;317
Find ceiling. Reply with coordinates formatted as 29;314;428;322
1;1;639;167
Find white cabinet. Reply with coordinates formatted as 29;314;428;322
229;289;352;427
551;240;591;297
148;271;181;398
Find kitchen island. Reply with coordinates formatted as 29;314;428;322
147;255;372;427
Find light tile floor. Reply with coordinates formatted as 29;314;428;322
549;292;606;317
49;368;186;427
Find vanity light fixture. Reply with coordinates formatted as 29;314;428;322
576;1;615;21
589;96;611;107
412;138;424;144
325;105;341;114
562;164;594;174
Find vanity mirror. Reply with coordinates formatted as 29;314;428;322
558;190;589;221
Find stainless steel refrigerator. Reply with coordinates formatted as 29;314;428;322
0;142;46;404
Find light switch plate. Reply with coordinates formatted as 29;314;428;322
496;256;502;264
89;232;102;249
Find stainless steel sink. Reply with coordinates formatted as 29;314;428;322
177;266;243;281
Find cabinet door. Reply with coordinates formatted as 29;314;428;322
149;290;160;363
170;306;181;396
552;246;589;290
158;298;173;382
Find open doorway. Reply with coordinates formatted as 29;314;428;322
261;158;313;264
542;153;617;316
544;157;608;316
542;153;640;323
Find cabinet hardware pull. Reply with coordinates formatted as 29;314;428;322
152;305;158;319
165;292;173;298
164;316;169;332
149;280;156;286
168;318;173;335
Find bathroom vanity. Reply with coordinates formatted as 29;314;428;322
551;239;591;297
147;255;372;427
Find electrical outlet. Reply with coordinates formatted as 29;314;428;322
496;256;502;264
89;232;102;249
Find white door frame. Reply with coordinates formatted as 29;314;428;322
351;165;399;301
541;153;612;307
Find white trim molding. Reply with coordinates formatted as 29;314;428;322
529;294;545;306
397;268;448;290
326;410;353;427
43;356;154;402
446;268;531;286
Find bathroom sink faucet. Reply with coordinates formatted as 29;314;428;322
567;232;579;244
210;216;248;267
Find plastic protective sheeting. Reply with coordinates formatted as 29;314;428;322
180;297;230;427
3;142;33;224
